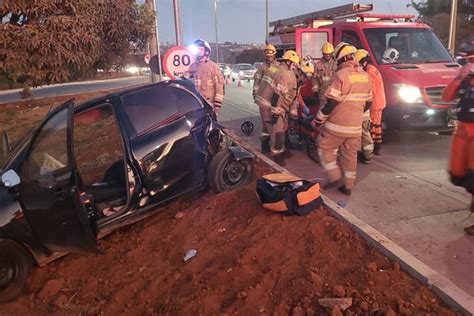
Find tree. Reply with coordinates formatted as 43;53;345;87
235;49;264;64
0;0;152;96
411;0;474;51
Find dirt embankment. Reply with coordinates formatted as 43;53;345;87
1;176;457;315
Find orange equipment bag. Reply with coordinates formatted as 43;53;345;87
256;173;323;216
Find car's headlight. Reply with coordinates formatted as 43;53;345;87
126;66;139;74
393;84;422;103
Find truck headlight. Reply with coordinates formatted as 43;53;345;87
393;84;422;103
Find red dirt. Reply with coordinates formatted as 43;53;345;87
0;92;458;315
0;165;458;315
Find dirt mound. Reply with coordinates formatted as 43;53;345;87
1;166;457;315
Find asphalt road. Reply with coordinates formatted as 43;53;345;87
219;80;474;297
0;76;150;104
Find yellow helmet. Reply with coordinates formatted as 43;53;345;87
301;55;314;74
264;44;276;56
354;49;369;63
334;42;357;62
321;42;334;54
282;50;300;64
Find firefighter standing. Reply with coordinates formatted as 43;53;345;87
312;43;372;195
253;44;280;153
314;42;338;106
255;50;300;165
188;39;225;114
355;49;386;161
441;40;474;235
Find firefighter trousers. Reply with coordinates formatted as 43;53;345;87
370;110;383;144
317;131;361;190
259;106;270;141
361;117;374;159
260;107;287;156
449;121;474;194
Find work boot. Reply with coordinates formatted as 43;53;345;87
338;185;352;196
261;138;270;153
465;225;474;236
374;143;382;156
274;154;286;166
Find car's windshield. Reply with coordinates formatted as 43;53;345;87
363;28;453;65
239;64;254;70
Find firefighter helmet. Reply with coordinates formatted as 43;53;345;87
191;39;211;56
334;43;356;62
264;44;277;56
321;42;335;54
354;49;370;63
382;48;400;63
282;50;300;64
301;55;314;74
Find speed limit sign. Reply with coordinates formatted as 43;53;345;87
163;46;195;79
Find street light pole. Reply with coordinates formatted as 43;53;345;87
265;0;269;38
214;0;219;63
173;0;182;45
146;0;161;82
448;0;458;53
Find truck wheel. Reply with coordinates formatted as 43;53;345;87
208;150;254;193
0;240;33;303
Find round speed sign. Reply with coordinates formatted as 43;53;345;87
163;46;195;79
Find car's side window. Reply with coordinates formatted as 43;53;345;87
23;107;69;181
121;86;181;135
175;87;203;113
73;104;124;186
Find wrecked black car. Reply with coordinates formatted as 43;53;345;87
0;80;255;302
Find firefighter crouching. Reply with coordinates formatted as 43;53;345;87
441;40;474;236
314;42;338;107
355;49;387;162
188;39;225;114
256;50;300;166
253;44;280;153
312;43;372;195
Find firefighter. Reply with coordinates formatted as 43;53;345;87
355;49;386;160
441;40;474;236
188;39;225;114
312;43;372;195
253;44;280;153
313;42;337;107
256;50;300;165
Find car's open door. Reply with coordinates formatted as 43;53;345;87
17;101;99;254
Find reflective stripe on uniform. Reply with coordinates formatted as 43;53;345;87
344;171;356;179
348;74;369;83
215;94;224;102
325;87;343;102
324;121;362;134
255;95;271;108
323;160;338;171
344;93;372;102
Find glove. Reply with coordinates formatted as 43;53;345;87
271;106;286;116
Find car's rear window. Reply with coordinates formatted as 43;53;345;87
121;85;202;135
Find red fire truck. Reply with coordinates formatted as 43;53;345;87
267;3;460;131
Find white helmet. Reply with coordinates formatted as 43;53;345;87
382;48;400;63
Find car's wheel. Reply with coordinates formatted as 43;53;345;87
232;78;235;82
0;240;33;303
208;150;254;193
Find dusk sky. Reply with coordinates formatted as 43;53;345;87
150;0;419;44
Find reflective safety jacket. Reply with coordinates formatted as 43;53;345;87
253;60;279;96
188;59;225;111
317;60;372;137
254;63;282;109
442;63;474;124
272;65;298;112
313;59;337;95
366;64;386;112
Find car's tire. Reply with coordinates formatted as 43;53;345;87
208;150;254;193
0;240;33;303
232;78;235;82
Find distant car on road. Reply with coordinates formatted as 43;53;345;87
218;63;231;79
230;64;256;82
0;79;255;303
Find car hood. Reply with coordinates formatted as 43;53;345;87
379;63;460;88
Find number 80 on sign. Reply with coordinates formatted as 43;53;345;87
163;46;196;80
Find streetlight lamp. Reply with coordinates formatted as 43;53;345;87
214;0;219;63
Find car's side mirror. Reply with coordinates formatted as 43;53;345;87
1;170;21;187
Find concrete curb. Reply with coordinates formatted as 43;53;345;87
0;76;147;96
226;129;474;315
